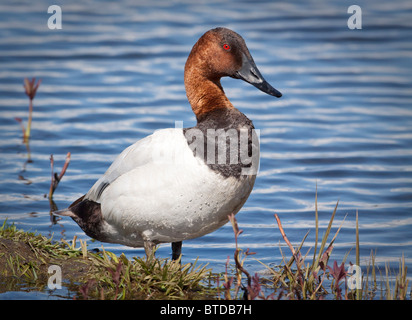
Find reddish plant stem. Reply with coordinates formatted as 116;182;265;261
48;152;71;199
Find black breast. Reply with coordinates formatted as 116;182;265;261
183;108;259;178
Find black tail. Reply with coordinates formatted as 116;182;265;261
53;195;105;241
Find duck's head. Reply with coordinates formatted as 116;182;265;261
185;27;282;98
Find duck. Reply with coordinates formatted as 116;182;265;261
54;27;282;260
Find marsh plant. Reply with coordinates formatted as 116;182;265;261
221;192;411;300
14;78;41;164
15;78;41;143
48;152;71;202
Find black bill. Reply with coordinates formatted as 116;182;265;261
232;53;282;98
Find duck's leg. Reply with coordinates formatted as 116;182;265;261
144;240;156;259
171;241;182;261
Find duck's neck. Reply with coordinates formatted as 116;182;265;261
184;64;234;122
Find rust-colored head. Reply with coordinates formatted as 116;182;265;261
184;28;281;119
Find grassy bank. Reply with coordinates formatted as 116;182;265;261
0;221;215;299
1;196;410;300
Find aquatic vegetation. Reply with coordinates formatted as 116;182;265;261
222;193;411;300
222;213;265;300
15;77;41;163
48;152;71;201
14;78;71;210
15;78;41;143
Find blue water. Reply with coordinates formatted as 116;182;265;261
1;0;412;298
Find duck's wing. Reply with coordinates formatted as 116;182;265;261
85;128;185;202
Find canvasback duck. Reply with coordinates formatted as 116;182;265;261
54;27;281;260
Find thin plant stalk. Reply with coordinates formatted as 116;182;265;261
312;183;319;267
48;152;71;200
274;214;297;258
18;77;41;142
25;98;33;140
228;213;256;300
313;200;339;272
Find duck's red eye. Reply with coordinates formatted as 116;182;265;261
223;44;230;51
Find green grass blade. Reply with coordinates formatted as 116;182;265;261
313;200;339;271
312;183;319;266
